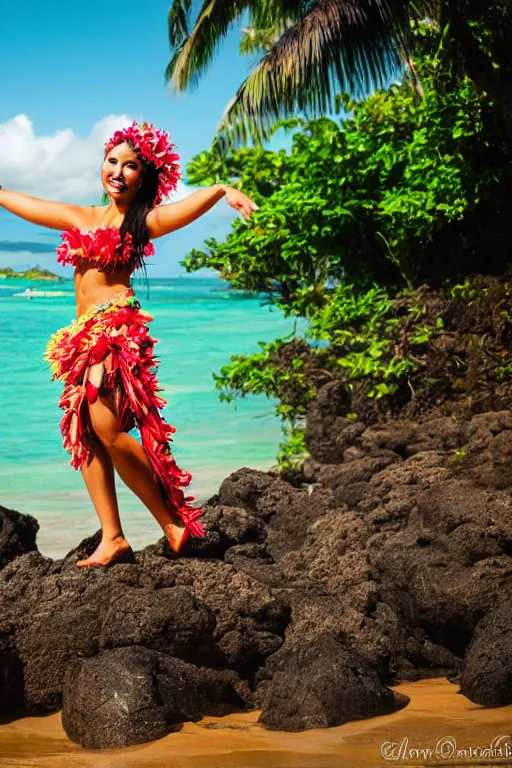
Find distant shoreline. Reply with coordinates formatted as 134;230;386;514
0;267;62;282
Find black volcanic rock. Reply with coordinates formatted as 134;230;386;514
305;381;362;464
0;620;23;717
217;468;276;515
452;411;512;490
216;469;337;559
98;585;215;660
62;646;246;749
5;396;512;743
258;479;336;560
370;476;512;659
459;596;512;707
0;542;289;715
359;417;463;457
0;505;38;569
181;503;268;560
258;633;409;731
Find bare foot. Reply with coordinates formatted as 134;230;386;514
76;535;132;567
162;521;189;554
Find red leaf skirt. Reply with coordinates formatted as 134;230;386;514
44;288;205;538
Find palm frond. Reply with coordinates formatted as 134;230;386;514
250;0;302;27
166;0;257;92
168;0;194;48
211;0;432;151
211;94;276;154
240;21;292;55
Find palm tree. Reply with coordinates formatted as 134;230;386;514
165;1;512;151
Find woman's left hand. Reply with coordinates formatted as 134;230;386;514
222;185;259;219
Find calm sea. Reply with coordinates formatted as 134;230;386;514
0;275;304;558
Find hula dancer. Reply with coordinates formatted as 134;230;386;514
0;121;258;565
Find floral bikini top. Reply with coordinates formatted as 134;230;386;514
56;227;155;273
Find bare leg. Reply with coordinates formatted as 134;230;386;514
88;395;188;553
76;434;132;567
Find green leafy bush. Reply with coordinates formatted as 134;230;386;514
181;38;512;466
214;284;446;465
183;52;512;316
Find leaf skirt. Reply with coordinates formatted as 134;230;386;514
44;289;205;538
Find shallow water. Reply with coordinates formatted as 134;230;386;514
0;276;305;557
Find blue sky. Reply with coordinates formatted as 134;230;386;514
0;0;292;277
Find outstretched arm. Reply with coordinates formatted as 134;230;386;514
146;183;259;238
0;187;85;230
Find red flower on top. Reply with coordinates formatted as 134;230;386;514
104;121;181;207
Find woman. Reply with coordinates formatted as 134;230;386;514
0;121;258;567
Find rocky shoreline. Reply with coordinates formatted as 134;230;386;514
2;382;512;748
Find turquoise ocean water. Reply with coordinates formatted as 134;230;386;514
0;275;303;558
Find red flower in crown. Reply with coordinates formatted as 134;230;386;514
104;121;181;207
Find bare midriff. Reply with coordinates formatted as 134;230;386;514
74;263;133;317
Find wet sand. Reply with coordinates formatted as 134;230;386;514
1;678;512;768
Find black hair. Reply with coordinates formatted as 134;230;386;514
119;147;160;274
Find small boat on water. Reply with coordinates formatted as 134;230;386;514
13;288;35;299
12;287;68;298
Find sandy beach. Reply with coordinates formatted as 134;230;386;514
1;678;512;768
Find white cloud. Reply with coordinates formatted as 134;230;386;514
0;114;199;205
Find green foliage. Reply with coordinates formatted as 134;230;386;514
308;285;417;400
449;447;468;464
442;276;512;393
179;36;512;466
448;275;512;304
166;0;512;152
310;284;447;400
449;278;485;302
182;49;512;316
212;335;320;423
276;424;309;471
213;284;447;467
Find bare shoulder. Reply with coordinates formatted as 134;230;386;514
145;201;185;239
57;204;100;231
145;205;166;239
75;205;105;230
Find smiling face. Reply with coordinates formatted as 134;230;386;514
101;141;144;204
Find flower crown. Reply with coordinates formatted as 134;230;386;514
104;121;181;207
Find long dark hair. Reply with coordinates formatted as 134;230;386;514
120;145;160;275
